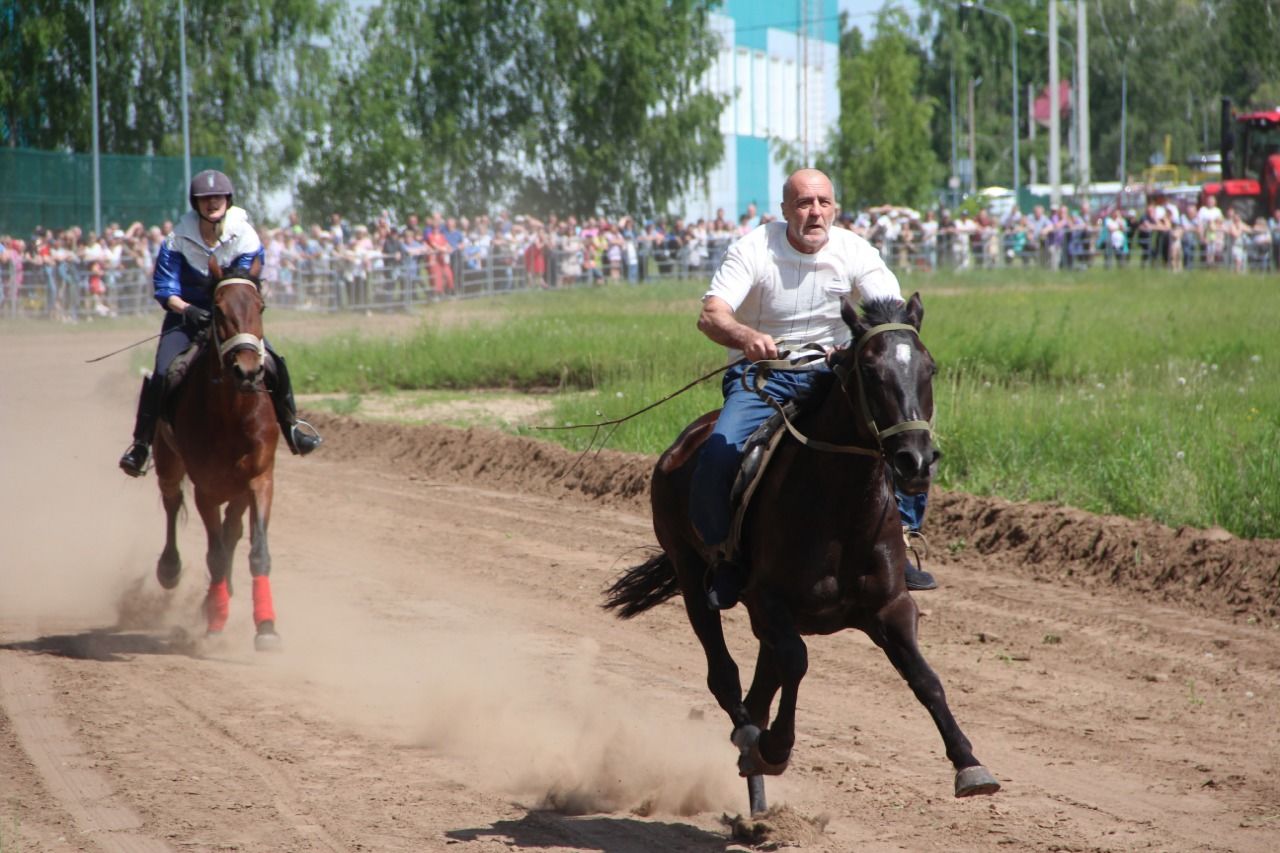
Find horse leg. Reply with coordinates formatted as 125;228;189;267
153;438;185;590
220;496;249;598
247;475;280;652
739;643;785;816
742;643;782;730
193;491;232;635
680;588;752;731
738;595;807;777
869;594;1000;797
680;587;776;816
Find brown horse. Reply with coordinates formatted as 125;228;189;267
153;257;282;651
604;294;999;814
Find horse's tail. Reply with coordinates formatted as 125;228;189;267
602;550;680;619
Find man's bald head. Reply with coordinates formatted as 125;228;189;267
781;169;837;254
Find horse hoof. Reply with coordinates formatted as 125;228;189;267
156;561;181;590
955;765;1000;797
254;631;282;653
732;725;790;777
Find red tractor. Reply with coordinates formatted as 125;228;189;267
1201;97;1280;221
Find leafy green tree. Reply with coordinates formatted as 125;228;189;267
300;0;724;221
1220;0;1280;106
820;7;941;209
1;0;337;204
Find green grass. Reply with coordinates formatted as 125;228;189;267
285;272;1280;539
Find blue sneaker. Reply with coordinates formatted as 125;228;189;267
905;560;938;591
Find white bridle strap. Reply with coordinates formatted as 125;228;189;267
218;332;266;361
214;276;258;293
212;277;265;364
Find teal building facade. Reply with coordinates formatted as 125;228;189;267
686;1;841;223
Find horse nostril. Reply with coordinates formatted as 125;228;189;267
893;448;922;478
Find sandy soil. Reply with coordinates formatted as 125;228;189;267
2;322;1278;853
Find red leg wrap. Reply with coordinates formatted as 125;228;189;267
252;575;275;626
206;580;230;633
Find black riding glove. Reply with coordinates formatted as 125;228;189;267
182;304;211;331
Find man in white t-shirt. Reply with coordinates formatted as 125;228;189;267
691;168;938;609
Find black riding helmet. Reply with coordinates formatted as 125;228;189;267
189;169;234;213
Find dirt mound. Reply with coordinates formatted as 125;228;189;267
309;413;1280;625
724;804;830;847
310;413;655;513
930;492;1280;623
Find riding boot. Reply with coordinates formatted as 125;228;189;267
268;352;322;456
119;374;162;477
706;556;745;611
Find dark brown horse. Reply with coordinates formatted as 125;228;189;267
604;293;998;814
153;257;282;651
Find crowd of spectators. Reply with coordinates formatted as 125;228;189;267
3;193;1278;320
850;193;1279;274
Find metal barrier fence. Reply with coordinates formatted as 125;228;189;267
2;229;1276;321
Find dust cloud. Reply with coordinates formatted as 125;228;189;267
0;333;169;638
248;584;741;819
0;326;740;823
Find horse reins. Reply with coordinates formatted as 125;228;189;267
746;323;934;458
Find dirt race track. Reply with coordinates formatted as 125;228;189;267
2;322;1279;853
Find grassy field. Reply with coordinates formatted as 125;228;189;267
287;270;1280;539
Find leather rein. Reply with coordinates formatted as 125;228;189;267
743;323;934;459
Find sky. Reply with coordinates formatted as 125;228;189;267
838;0;923;37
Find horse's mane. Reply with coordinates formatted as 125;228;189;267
858;297;909;327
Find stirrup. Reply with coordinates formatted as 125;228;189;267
903;525;930;562
119;441;151;478
903;526;938;591
288;420;323;456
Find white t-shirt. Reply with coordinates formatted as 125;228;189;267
703;221;902;362
1196;206;1224;233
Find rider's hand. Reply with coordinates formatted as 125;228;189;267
182;304;212;331
742;333;779;363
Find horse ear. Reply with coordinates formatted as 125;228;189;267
249;256;263;280
841;295;867;337
904;291;924;330
208;255;223;281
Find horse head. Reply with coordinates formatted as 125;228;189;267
208;255;267;392
836;292;939;495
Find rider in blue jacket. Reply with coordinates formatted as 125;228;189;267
118;170;322;476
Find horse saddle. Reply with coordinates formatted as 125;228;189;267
723;402;799;564
162;329;210;393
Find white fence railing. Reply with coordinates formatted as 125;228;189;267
3;229;1276;321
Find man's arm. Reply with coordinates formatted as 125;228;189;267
696;296;778;362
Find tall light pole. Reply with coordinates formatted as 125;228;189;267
1075;0;1089;192
180;0;191;189
1048;0;1060;208
1025;27;1076;189
89;0;101;235
960;2;1019;199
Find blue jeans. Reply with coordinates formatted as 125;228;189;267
690;361;926;549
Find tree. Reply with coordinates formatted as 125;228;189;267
0;0;338;205
300;0;724;221
820;8;941;209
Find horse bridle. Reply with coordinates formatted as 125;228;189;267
211;276;266;371
746;323;934;458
